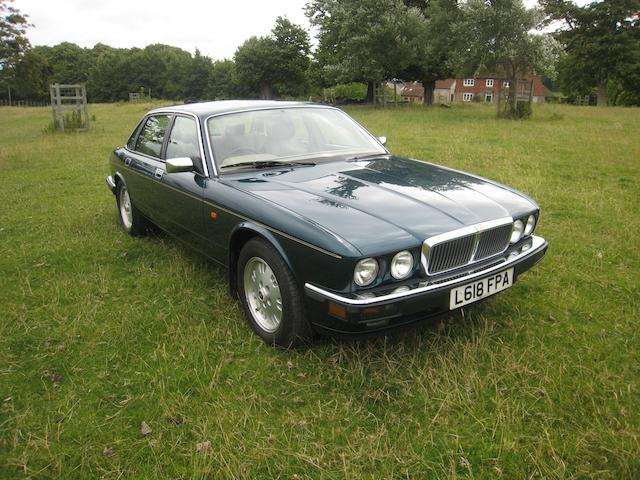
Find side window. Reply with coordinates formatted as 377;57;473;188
126;119;144;150
134;115;171;158
166;116;200;160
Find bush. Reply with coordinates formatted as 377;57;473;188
333;83;367;103
499;100;532;119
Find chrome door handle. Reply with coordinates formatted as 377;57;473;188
154;168;164;179
124;157;132;166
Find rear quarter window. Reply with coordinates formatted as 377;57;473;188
134;115;171;158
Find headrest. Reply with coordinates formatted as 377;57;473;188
225;123;245;136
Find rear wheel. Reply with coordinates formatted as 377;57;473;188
237;238;311;347
116;182;147;236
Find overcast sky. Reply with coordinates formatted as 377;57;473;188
15;0;591;61
15;0;312;60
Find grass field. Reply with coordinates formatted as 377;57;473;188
0;101;638;479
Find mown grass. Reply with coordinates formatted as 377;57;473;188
0;101;638;479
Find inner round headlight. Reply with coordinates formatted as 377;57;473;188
354;258;379;287
524;215;536;235
510;219;524;244
390;250;413;280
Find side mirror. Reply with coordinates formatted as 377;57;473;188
377;136;387;146
165;157;194;173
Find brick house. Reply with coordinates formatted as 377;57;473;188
434;75;551;104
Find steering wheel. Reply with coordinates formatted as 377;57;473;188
228;147;258;157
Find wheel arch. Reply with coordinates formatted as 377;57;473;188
113;171;127;189
228;222;296;298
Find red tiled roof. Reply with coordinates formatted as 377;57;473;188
401;81;424;97
435;79;455;89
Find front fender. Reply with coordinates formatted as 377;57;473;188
227;221;298;298
230;221;295;272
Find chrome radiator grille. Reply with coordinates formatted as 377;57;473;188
475;223;513;260
423;218;513;275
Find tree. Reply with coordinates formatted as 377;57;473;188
543;0;640;106
306;0;417;102
234;17;310;99
38;42;94;84
399;0;459;105
0;0;32;103
209;59;238;99
184;48;213;100
10;47;51;101
452;0;551;118
271;17;311;97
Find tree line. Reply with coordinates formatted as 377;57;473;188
1;0;639;111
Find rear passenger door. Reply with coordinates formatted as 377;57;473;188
157;115;207;250
124;114;171;218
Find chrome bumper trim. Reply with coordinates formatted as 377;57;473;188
305;235;546;306
106;175;116;194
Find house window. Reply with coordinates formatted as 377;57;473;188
486;79;494;87
463;79;474;86
503;81;510;88
485;94;493;103
463;93;474;102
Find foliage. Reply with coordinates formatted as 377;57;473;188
1;102;639;478
543;0;640;106
499;99;532;119
306;0;418;100
234;17;310;99
399;0;460;105
0;0;32;97
334;82;367;102
209;59;237;100
451;0;551;118
9;47;50;100
0;0;31;70
454;0;557;118
183;48;212;101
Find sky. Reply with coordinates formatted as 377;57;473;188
14;0;313;60
14;0;593;61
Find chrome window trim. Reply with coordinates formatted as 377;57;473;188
128;113;173;161
146;110;210;178
202;105;388;175
305;235;546;306
421;216;513;275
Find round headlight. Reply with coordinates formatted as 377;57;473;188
354;258;379;287
510;219;524;244
524;215;536;235
390;250;413;280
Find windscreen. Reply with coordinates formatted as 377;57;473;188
207;107;385;170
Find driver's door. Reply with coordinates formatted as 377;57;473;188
155;115;207;251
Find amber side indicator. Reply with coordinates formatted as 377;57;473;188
328;302;346;320
362;306;385;319
210;211;218;220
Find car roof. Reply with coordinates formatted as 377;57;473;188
148;100;316;119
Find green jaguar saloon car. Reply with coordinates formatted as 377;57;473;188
106;100;548;347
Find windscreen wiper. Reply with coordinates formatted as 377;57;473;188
220;160;316;170
346;153;389;162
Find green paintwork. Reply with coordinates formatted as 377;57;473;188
109;102;540;296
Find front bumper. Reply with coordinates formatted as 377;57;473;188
304;235;548;335
106;175;116;194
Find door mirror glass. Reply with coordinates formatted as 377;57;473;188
165;157;194;173
377;136;387;146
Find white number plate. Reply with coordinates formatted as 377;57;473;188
449;268;514;310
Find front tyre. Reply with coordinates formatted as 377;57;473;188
116;182;147;236
237;238;311;348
